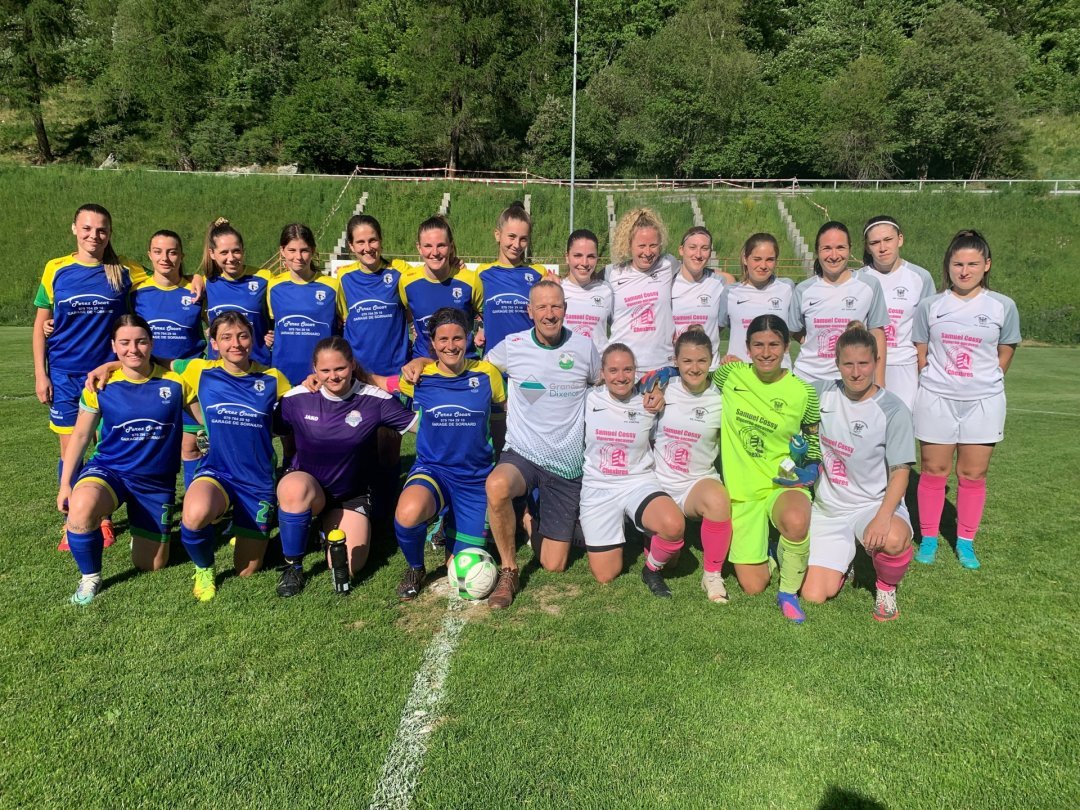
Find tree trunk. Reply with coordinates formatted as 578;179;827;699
29;93;53;164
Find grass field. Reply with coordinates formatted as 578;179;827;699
1;326;1077;808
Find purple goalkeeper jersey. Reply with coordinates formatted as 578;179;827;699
275;381;417;498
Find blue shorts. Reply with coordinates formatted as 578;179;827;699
75;464;176;541
405;463;489;552
194;467;275;539
48;370;87;435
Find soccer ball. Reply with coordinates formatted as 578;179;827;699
449;547;498;600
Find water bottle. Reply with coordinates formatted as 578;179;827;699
777;434;808;481
327;530;350;594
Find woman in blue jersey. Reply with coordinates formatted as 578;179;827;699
200;218;273;366
273;336;418;598
378;307;505;601
132;230;206;488
399;216;484;362
57;315;198;605
267;223;346;385
34;203;147;551
178;312;289;601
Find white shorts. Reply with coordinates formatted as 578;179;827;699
913;388;1006;444
885;363;918;412
659;472;724;513
808;502;912;573
578;478;668;550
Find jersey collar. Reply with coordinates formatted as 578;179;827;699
530;326;571;350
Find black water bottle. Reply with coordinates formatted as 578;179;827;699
327;530;350;594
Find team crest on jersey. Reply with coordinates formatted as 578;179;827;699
699;295;711;306
851;420;867;436
976;314;990;326
771;398;786;413
693;407;707;421
383;273;394;286
159;386;172;401
592;296;603;306
558;352;575;370
345;410;362;427
769;297;782;309
895;287;908;300
468;377;480;389
254;379;266;393
525;273;536;283
626;410;640;423
843;296;857;310
453;288;463;300
248;281;260;293
739;426;765;457
181;296;194;307
315;290;327;303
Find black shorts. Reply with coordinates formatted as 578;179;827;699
322;489;372;516
498;448;581;542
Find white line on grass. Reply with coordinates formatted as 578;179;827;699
1012;407;1079;417
368;586;467;810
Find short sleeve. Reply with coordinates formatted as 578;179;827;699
79;387;100;413
471;276;485;315
711;361;739;390
395;375;415;399
916;266;937;301
998;295;1022;345
588;342;602;384
271;369;291;399
379;391;419;433
863;277;890;330
180;359;205;392
485;339;507;372
485;363;507;405
333;283;347;323
716;286;731;328
788;282;806;331
34;282;52;309
912;299;930;344
880;394;916;467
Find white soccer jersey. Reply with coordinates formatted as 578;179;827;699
912;290;1021;400
855;261;936;366
563;278;614;353
811;380;915;515
717;276;795;365
672;270;726;369
789;274;889;382
485;327;601;479
652;379;723;490
582;386;657;487
605;254;678;371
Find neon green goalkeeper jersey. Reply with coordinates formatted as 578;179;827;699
712;362;821;502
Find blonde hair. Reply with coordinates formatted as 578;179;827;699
611;207;667;264
74;204;124;292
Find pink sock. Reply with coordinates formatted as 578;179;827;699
917;473;947;537
873;545;913;592
700;519;732;573
645;535;684;571
956;477;987;540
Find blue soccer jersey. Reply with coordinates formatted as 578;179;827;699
132;277;206;361
80;365;195;484
398;264;483;361
398;360;506;477
338;259;410;375
179;359;289;486
205;268;272;366
476;262;546;353
35;254;146;373
267;272;347;384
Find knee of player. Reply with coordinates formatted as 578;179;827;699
593;569;618;584
739;578;768;596
702;495;732;522
651;512;685;541
485;470;517;504
800;583;833;604
540;558;568;574
955;469;988;484
181;502;214;531
393;502;427;529
882;531;913;557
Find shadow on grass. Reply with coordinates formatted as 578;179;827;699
817;786;886;810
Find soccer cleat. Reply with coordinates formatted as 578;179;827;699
701;570;729;603
487;567;520;609
873;588;900;622
915;536;938;565
192;566;217;602
956;539;981;570
396;566;426;601
70;575;101;606
57;526;70;552
426;517;445;549
777;591;806;624
641;566;672;598
100;519;116;549
276;565;306;598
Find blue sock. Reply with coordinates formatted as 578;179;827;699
394;518;427;569
67;528;104;575
182;458;200;490
57;458;64;486
278;509;312;562
180;523;216;569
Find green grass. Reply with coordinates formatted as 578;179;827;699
1022;113;1080;181
1;325;1078;807
786;191;1080;343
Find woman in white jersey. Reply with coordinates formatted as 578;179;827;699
717;233;795;365
579;343;685;595
604;208;679;374
855;216;936;410
671;227;734;371
652;328;732;603
562;229;613;353
789;221;889;384
802;322;915;622
912;230;1020;571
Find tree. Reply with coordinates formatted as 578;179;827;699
817;56;902;179
0;0;72;162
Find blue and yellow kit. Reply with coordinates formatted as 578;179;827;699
131;277;206;361
267;272;347;384
476;262;546;352
205;268;273;366
338;258;411;376
398;264;483;361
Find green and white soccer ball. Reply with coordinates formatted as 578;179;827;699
449;546;498;600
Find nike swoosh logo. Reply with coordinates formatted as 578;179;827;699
935;313;948;318
733;387;750;392
820;409;832;413
614;278;634;286
805;300;820;307
591;407;606;412
736;299;750;305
